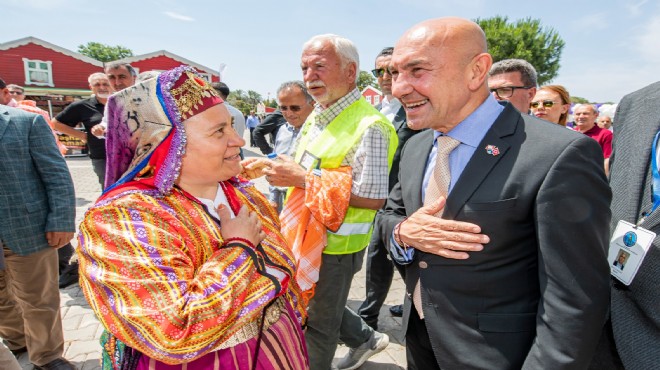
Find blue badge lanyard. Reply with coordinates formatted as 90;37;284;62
638;130;660;226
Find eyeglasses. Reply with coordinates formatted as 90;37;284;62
279;105;302;112
489;86;533;99
371;68;391;78
9;91;24;95
530;100;557;109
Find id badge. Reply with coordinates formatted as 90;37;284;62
608;220;656;285
299;150;320;171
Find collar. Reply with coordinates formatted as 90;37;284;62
313;88;360;127
434;95;504;147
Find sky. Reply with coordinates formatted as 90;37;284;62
2;0;659;104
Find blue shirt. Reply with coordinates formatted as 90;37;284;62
246;115;260;129
391;95;504;264
274;123;300;157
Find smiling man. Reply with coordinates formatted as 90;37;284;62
261;34;398;370
52;72;114;187
380;17;611;369
574;104;613;159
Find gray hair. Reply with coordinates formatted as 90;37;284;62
303;34;359;82
276;80;313;103
574;103;598;114
105;62;137;78
489;59;538;88
88;72;109;84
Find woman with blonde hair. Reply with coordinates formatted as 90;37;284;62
530;84;571;126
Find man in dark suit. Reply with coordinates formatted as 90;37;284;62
379;18;611;369
0;78;77;369
358;46;422;328
590;81;660;369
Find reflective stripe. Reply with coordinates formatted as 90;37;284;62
329;222;372;236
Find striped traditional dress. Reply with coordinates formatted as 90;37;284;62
77;180;308;370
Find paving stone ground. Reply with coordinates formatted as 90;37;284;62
16;141;407;369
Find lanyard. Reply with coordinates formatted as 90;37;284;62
639;131;660;226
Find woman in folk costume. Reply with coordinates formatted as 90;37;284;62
76;66;308;370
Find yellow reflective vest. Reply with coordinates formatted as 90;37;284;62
293;97;398;254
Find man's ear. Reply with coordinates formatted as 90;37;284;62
346;62;357;83
468;53;492;91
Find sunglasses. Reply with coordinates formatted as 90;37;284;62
371;68;391;78
279;105;302;112
530;100;557;109
9;91;24;95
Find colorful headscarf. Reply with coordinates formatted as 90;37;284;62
104;65;223;193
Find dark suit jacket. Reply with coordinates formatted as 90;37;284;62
0;106;75;255
253;111;286;155
379;103;611;369
605;81;660;369
387;106;423;193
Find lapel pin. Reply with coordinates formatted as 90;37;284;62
485;145;500;156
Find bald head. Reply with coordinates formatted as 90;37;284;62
391;17;492;132
403;17;487;55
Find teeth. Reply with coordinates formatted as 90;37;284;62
406;99;428;108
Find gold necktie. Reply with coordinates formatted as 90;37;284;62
414;135;460;319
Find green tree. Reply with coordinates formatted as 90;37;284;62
475;16;565;85
245;90;263;107
228;89;264;114
78;42;133;62
357;70;377;92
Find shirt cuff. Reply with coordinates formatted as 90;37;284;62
390;230;414;265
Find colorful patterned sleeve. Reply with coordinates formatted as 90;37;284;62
77;191;294;365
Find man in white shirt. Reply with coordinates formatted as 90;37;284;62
268;80;314;211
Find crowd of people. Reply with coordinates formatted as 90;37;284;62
0;15;658;370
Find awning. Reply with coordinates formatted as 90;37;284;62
24;87;92;97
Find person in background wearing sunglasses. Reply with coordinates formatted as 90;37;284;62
268;81;314;211
358;46;424;328
530;85;572;126
6;84;26;103
488;58;538;114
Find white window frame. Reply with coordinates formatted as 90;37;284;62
23;58;54;87
365;95;372;104
373;94;381;106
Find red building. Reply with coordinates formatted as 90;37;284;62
0;37;221;98
361;85;382;106
0;36;104;98
112;51;220;83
